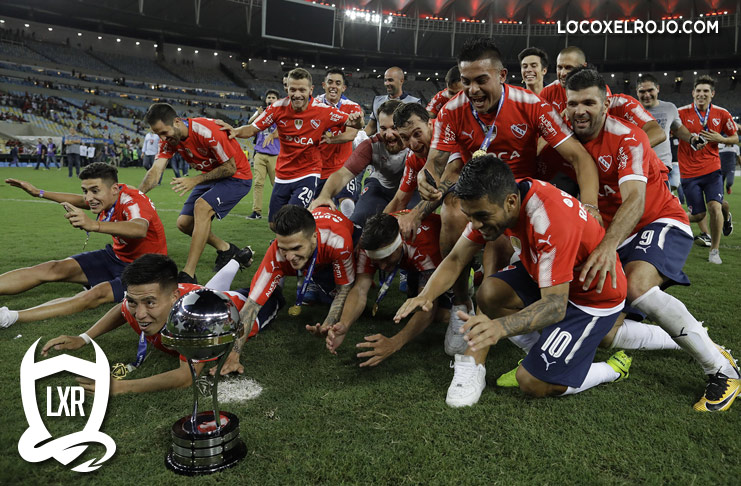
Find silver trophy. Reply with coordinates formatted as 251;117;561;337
161;289;247;475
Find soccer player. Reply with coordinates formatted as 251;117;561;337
310;99;410;227
677;75;738;263
314;67;364;218
0;163;167;328
518;47;548;96
217;205;356;375
323;212;443;366
41;253;278;394
565;68;740;411
223;68;363;231
141;102;253;283
364;66;421;136
426;66;463;118
397;157;630;407
246;89;281;220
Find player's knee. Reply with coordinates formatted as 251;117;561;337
707;201;721;214
516;367;548;397
176;215;194;234
475;279;501;316
193;198;215;218
42;259;76;280
84;284;114;308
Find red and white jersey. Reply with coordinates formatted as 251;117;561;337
157;118;252;180
677;103;737;178
122;284;250;361
464;179;626;315
399;151;427;193
540;79;612;113
315;94;363;179
249;208;355;305
252;97;350;182
582;116;690;236
426;89;454;117
357;213;442;276
432;84;572;177
608;94;655;130
94;184;167;263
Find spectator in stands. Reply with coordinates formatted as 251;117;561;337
46;138;60;169
142;131;159;170
246;89;280;220
34;138;48;170
64;128;81;177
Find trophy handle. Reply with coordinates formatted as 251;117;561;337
187;360;200;432
210;341;235;433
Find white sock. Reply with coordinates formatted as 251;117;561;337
610;318;682;351
508;331;541;353
450;304;468;323
0;307;19;328
633;286;734;376
560;362;619;396
339;199;355;218
205;259;240;291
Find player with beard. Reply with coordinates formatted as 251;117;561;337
426;66;463;118
518;47;548;96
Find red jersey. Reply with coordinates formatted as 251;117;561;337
249;208;355;305
121;284;250;361
399;151;427;193
315;95;363;179
540;79;612;113
677;103;737;178
357;213;442;275
426;89;454;117
583;116;690;235
157;118;252;180
608;94;655;130
252;97;350;182
464;179;626;315
432;84;572;177
95;184;167;263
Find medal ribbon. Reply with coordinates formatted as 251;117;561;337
129;329;149;369
83;199;116;251
374;266;399;308
694;103;712;129
294;248;319;307
470;85;506;154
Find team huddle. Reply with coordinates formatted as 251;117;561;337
1;38;739;412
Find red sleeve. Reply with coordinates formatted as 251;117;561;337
121;188;156;223
323;106;350;131
616;132;650;185
248;242;286;306
331;245;355;286
430;106;459;153
156;139;174;160
252;103;279;132
356;250;376;275
399;152;422;193
343;138;374;176
531;99;572;148
723;110;738;136
463;222;486;246
204;123;241;164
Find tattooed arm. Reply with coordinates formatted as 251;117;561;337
305;283;353;336
212;298;262;376
460;283;569;352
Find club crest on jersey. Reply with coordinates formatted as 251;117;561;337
196;148;208;156
294;119;303;130
310;119;320;130
712;118;720;127
598;155;613;172
510;124;527;139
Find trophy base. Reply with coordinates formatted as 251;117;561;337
165;411;246;476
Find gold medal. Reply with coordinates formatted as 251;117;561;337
111;362;129;380
288;305;302;316
472;150;487;158
372;303;379;317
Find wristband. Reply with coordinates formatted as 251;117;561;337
39;190;44;198
582;203;599;211
79;333;92;345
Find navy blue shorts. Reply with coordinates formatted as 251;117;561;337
618;222;692;289
681;170;724;215
70;244;128;301
316;175;361;203
350;177;397;227
269;176;318;222
180;177;252;220
493;262;621;388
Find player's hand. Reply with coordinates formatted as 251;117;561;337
326;323;348;354
577;240;617;293
356;333;399;367
345;112;364;129
418;174;442;202
42;335;86;356
308;196;336;212
5;178;39;196
394;295;434;323
461;312;503;351
699;129;724;144
77;376;124;396
584;206;604;227
396;212;420;242
320;131;335;145
214;119;237;139
170;177;197;196
211;351;244;376
262;130;277;148
305;322;330;337
62;202;95;231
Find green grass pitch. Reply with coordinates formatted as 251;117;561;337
0;166;739;485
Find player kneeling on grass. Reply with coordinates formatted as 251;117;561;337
1;163;167;328
41;253;279;394
215;205;356;376
324;211;448;367
396;156;632;407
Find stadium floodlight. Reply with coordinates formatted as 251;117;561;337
178;47;182;52
0;20;4;24
194;50;199;53
98;36;102;39
214;52;218;56
116;38;121;42
77;32;82;36
136;41;140;45
24;23;29;28
48;27;53;31
154;43;158;47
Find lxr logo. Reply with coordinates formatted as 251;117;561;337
18;339;116;472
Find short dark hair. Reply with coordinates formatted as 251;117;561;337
377;99;403;118
325;67;346;85
694;74;715;89
121;254;178;291
274;205;316;237
359;213;399;251
458;38;503;68
454;155;517;206
445;65;461;87
144;102;177;127
265;89;280;99
518;47;549;68
559;46;586;64
638;74;659;88
393;102;429;128
79;162;118;184
288;67;312;85
565;67;607;100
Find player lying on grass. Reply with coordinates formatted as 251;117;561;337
396;156;632;407
0;163;167;328
41;252;279;395
323;211;448;367
215;205;356;376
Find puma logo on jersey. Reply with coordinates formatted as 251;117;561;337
624;135;638;142
537;235;552;246
461;129;474;139
541;353;557;371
